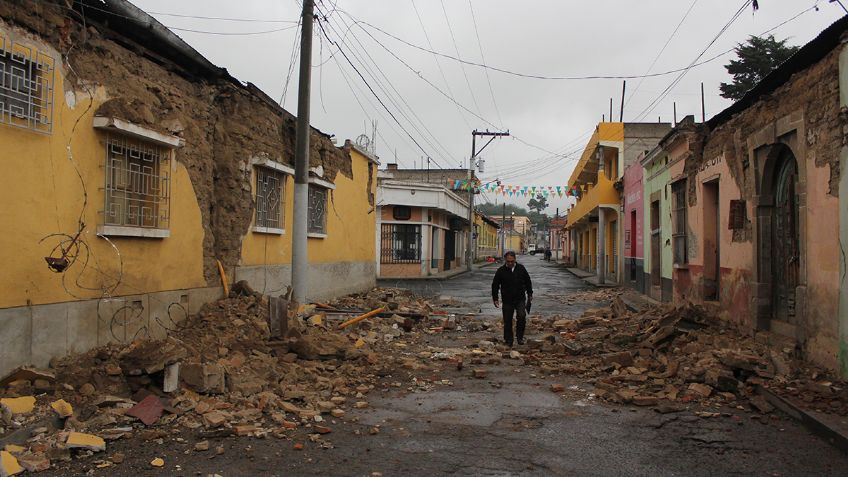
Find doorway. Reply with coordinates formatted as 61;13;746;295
444;230;455;271
650;200;661;297
630;210;637;281
703;181;720;300
771;151;799;323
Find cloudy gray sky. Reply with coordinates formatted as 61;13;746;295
132;0;843;213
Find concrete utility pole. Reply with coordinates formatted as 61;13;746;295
468;130;509;271
291;0;314;304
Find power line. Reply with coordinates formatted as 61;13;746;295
632;0;754;122
315;15;444;168
146;11;299;23
439;0;483;118
320;5;454;165
324;7;456;164
468;0;504;128
624;0;699;111
410;0;472;130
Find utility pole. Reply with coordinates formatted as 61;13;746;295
291;0;314;304
468;129;509;271
501;203;506;256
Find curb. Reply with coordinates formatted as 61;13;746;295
756;385;848;455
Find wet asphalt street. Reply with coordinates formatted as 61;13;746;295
361;256;848;476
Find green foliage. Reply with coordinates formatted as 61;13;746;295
719;35;799;101
527;194;549;214
476;202;529;218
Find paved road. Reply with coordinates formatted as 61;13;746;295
45;257;848;476
362;257;848;476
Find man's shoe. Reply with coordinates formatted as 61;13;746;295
516;338;525;345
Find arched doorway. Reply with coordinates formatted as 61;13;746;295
771;149;799;323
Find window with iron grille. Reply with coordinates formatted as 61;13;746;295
0;36;53;133
381;224;421;263
104;135;170;230
672;180;688;265
255;166;285;231
307;185;327;234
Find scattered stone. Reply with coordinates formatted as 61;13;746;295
126;395;164;426
473;369;487;379
79;383;96;396
150;457;164;467
0;451;23;477
750;395;775;414
66;432;106;452
194;441;210;452
331;409;345;418
550;384;565;393
50;399;73;418
0;397;35;415
110;453;125;464
354;402;369;409
687;383;713;399
17;455;50;473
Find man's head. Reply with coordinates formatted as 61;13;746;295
504;251;516;268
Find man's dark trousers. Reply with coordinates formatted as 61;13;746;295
502;298;526;345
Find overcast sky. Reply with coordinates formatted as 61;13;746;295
132;0;843;213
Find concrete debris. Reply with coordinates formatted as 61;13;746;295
66;433;106;452
0;450;23;477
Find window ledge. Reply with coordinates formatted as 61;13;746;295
308;176;336;189
673;263;689;270
97;225;170;238
252;226;285;235
307;232;327;239
93;116;184;148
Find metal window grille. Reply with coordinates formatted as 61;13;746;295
307;185;327;234
381;224;421;264
104;135;170;229
255;166;284;229
0;36;53;133
672;181;688;264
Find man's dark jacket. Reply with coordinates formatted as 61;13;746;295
491;263;533;305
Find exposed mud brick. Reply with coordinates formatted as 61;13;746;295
632;396;658;407
602;351;634;367
687;383;714;398
181;364;226;394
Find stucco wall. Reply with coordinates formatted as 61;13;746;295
681;44;844;372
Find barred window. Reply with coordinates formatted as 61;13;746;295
381;224;421;263
104;135;170;230
255;166;285;231
672;180;688;265
0;36;54;133
308;185;327;235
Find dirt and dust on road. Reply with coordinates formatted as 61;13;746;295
1;266;847;476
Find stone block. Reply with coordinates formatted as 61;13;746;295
30;302;68;368
0;307;32;378
181;363;225;394
66;300;98;354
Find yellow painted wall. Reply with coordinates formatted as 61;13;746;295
0;31;206;309
239;148;376;266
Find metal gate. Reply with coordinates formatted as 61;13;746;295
772;154;799;322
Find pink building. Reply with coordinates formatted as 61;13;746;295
622;161;644;292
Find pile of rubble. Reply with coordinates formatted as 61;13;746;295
522;297;847;416
0;286;436;474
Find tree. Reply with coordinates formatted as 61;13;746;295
526;194;549;214
719;35;799;101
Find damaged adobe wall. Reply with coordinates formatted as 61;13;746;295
682;37;846;371
1;0;354;285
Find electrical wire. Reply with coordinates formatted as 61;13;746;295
145;11;299;23
632;0;754;122
623;0;699;111
410;0;472;130
438;0;483;118
321;5;455;164
468;0;504;129
316;16;443;168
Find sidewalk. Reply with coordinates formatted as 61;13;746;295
564;267;618;288
378;261;497;283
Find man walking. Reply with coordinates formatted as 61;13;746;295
491;251;533;347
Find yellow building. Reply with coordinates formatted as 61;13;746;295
474;212;501;261
0;3;376;376
565;122;669;284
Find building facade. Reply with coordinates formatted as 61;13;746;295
376;178;469;278
0;0;377;376
622;160;644;293
474;212;501;260
565;122;670;284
